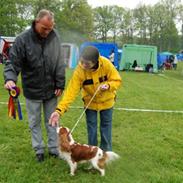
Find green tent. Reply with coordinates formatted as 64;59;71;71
119;44;158;73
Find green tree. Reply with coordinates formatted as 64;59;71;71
175;3;183;50
160;0;180;51
149;3;169;51
32;0;61;16
133;5;150;44
0;0;18;36
0;0;34;36
109;6;125;43
120;9;135;44
93;6;113;42
58;0;93;44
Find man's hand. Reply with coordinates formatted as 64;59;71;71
100;84;109;91
49;111;60;127
4;80;16;90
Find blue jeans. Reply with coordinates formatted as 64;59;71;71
85;108;113;151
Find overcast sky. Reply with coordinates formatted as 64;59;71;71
87;0;162;9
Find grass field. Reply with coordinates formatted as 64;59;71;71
1;63;183;183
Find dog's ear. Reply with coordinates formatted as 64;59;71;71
60;133;71;152
98;151;107;169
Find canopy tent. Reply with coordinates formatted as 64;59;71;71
119;44;158;72
160;51;173;56
80;42;119;69
157;51;174;67
0;36;15;63
176;53;183;61
61;43;79;69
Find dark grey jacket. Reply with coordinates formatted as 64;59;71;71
4;24;65;100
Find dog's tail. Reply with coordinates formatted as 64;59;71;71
105;151;120;164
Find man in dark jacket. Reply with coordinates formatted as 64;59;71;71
4;9;65;162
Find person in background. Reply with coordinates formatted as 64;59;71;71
145;63;153;73
49;46;121;151
132;60;137;69
4;9;65;162
109;49;115;65
173;55;178;70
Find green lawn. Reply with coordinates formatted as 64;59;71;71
1;63;183;183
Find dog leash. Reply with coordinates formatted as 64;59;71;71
69;85;101;135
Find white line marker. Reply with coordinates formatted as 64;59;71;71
1;102;183;114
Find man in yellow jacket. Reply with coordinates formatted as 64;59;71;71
49;46;121;151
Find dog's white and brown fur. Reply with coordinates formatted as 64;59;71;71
57;126;119;176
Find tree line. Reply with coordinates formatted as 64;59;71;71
0;0;182;52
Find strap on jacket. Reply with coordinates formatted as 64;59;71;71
83;75;107;86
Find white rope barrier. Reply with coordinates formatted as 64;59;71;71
1;101;183;114
69;106;183;114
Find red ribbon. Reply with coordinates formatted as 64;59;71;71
8;87;23;120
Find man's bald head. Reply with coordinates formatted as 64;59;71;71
35;9;55;38
36;9;54;21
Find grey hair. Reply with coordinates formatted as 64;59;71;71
36;9;54;21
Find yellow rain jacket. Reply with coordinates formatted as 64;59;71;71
56;56;122;116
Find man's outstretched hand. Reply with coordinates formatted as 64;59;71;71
49;111;60;127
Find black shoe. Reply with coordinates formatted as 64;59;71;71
36;153;44;162
49;152;58;158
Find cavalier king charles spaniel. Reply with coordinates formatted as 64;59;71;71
57;126;119;176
